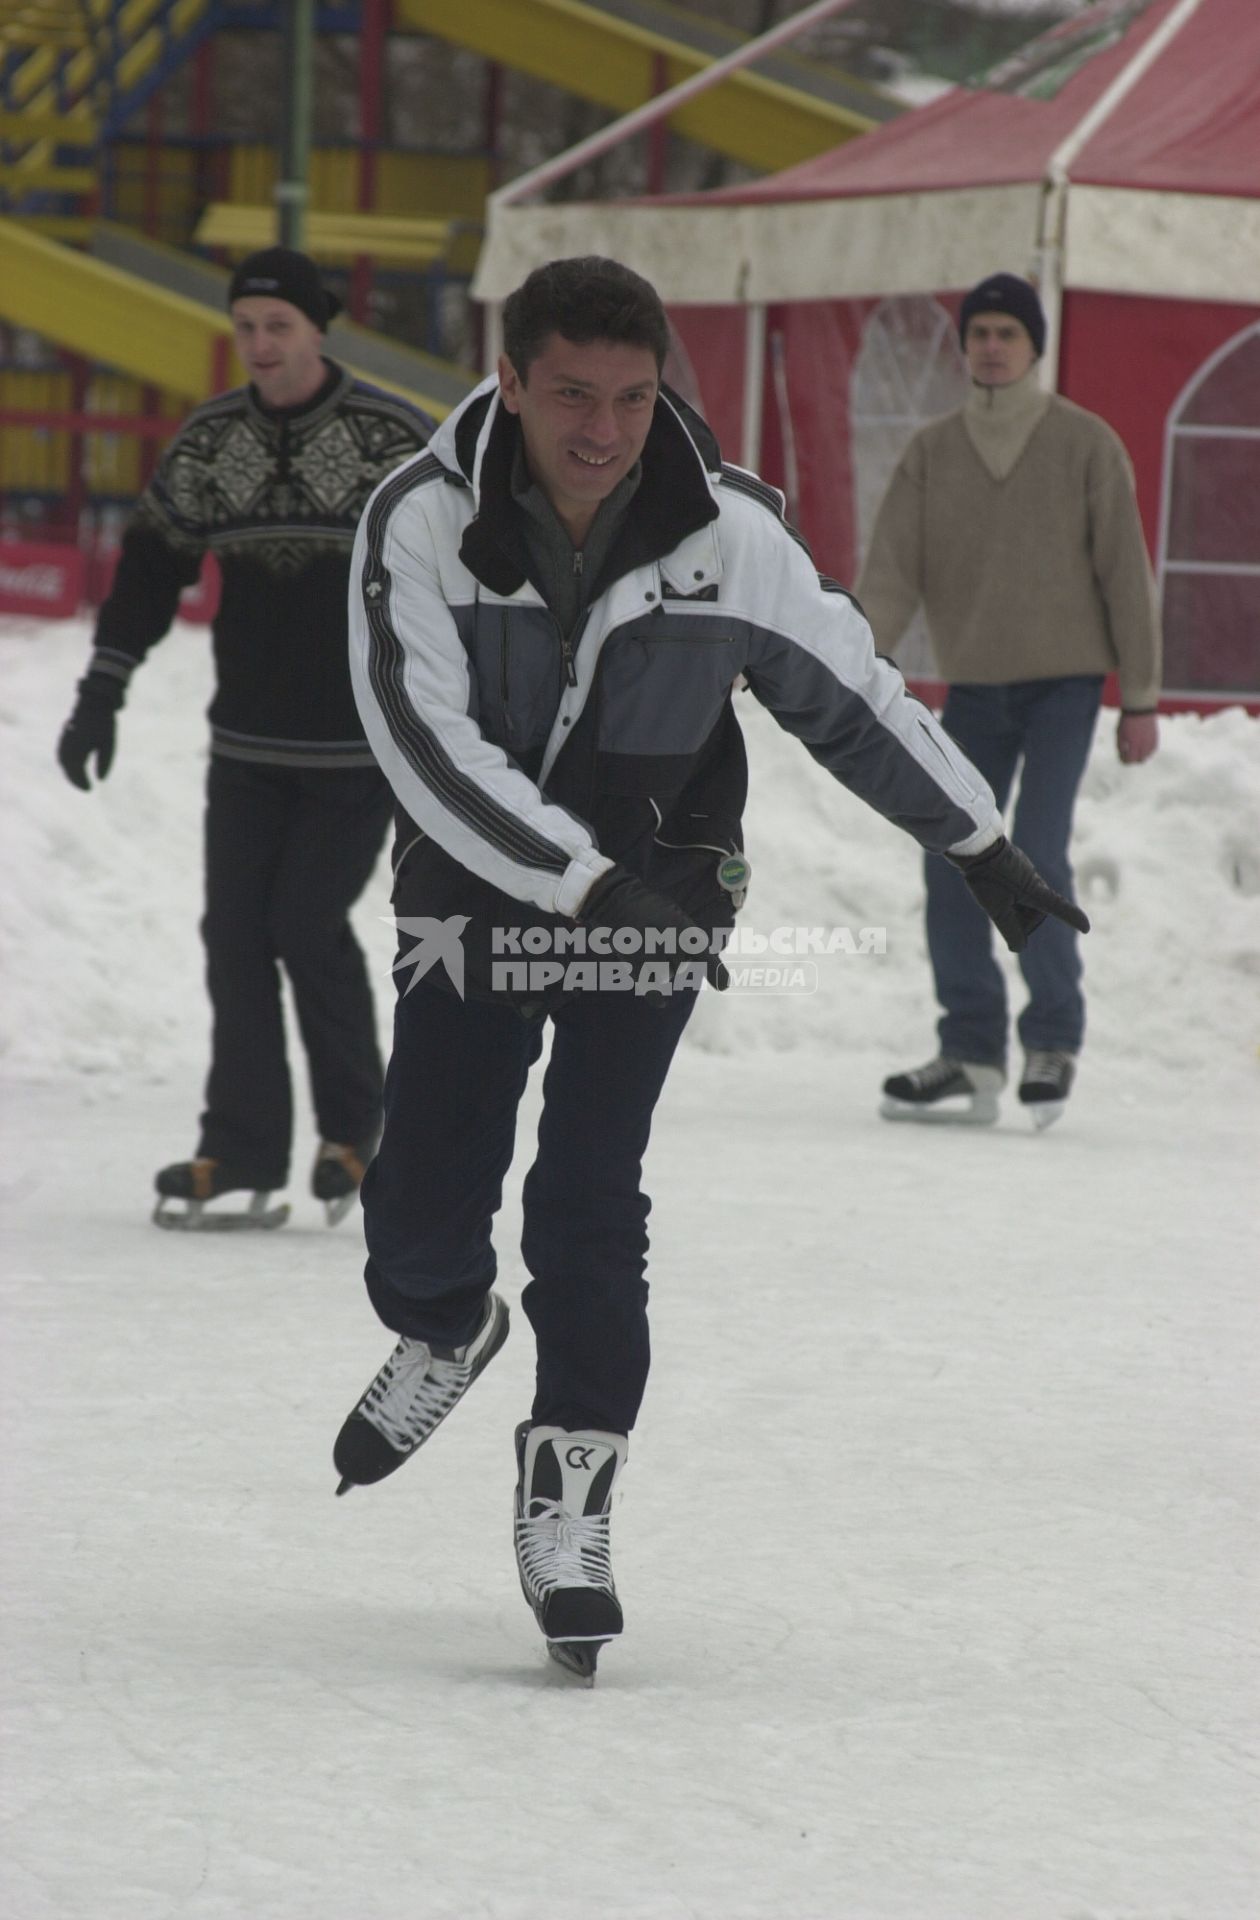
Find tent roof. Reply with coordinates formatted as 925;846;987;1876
1074;0;1259;193
474;0;1260;306
701;0;1259;205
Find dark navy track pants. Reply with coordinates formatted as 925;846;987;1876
198;758;392;1185
361;979;696;1435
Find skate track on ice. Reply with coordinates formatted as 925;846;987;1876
2;620;1257;1919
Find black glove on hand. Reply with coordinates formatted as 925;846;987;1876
950;835;1090;952
578;866;730;993
58;672;125;790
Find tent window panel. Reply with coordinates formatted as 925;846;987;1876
1167;437;1260;567
851;296;968;681
1162;573;1260;696
1159;323;1260;698
1180;333;1260;429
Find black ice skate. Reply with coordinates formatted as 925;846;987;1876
880;1055;1005;1126
332;1292;509;1494
514;1423;627;1684
1018;1049;1077;1131
152;1158;290;1231
311;1137;377;1228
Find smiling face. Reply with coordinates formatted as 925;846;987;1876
230;296;327;408
964;312;1039;388
498;333;660;544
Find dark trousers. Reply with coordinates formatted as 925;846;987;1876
362;980;697;1435
927;676;1103;1066
198;757;393;1185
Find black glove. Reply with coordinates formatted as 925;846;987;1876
57;672;125;790
577;866;730;993
950;835;1090;952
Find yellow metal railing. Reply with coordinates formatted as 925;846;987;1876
398;0;882;173
195;202;469;268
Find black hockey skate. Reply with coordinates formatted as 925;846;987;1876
153;1158;290;1232
311;1136;377;1228
1018;1049;1077;1131
332;1292;509;1494
514;1423;627;1684
880;1055;1005;1126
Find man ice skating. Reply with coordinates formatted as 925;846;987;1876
859;272;1161;1130
333;256;1086;1677
56;248;434;1229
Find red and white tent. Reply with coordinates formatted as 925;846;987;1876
476;0;1260;703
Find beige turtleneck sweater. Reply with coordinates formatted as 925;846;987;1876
856;369;1162;710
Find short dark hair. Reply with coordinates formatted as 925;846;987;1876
502;256;670;383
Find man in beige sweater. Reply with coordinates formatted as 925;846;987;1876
858;272;1161;1129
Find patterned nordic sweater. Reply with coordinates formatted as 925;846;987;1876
88;362;434;768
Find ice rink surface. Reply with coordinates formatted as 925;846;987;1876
2;620;1257;1919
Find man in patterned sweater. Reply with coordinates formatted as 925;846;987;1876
56;248;435;1226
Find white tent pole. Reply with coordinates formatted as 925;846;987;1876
484;301;503;378
1036;0;1205;391
741;304;768;472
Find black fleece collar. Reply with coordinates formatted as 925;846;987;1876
456;384;722;599
245;359;347;430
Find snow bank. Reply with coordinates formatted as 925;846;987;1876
2;616;1258;1093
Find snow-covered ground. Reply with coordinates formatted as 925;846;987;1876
2;617;1257;1920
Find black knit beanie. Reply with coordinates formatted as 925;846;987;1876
959;273;1046;357
227;248;342;331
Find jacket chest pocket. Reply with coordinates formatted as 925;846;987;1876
599;615;747;756
466;606;559;750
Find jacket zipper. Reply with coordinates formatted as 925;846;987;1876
499;612;514;738
560;550;582;686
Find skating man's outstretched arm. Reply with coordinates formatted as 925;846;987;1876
716;478;1087;951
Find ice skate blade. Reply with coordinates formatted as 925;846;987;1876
153;1194;290;1231
1025;1099;1067;1132
323;1192;358;1228
547;1638;608;1683
879;1093;1000;1127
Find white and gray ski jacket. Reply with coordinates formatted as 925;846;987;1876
348;376;1001;988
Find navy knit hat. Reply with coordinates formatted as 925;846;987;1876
228;248;342;331
959;273;1046;357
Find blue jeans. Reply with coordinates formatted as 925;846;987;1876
361;980;696;1435
926;677;1103;1067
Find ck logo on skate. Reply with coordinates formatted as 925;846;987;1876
388;914;471;998
565;1445;598;1470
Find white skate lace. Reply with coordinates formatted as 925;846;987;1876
360;1339;472;1453
908;1058;961;1092
514;1503;613;1599
1023;1049;1073;1087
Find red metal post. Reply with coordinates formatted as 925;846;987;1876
145;92;163;236
192;37;214;217
475;58;504;365
647;51;669;195
351;0;387;325
139;384;161;487
483;58;502;189
66;354;91;541
211;334;232;395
